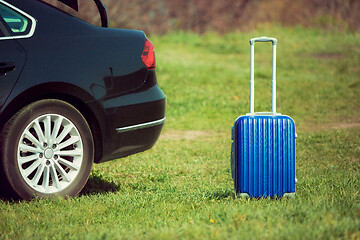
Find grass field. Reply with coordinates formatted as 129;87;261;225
1;26;359;239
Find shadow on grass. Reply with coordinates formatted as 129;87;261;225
206;189;236;200
80;171;121;196
0;171;120;202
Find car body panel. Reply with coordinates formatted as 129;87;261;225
0;39;26;108
0;0;166;163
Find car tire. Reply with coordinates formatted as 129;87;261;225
0;99;94;200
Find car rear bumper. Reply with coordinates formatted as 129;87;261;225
95;84;166;163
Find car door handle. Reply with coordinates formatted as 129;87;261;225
0;62;16;75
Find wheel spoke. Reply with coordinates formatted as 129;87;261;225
55;124;72;144
19;154;38;164
56;149;82;157
57;136;80;150
23;159;42;177
31;163;46;186
51;116;63;140
24;130;42;149
42;166;50;191
53;161;70;182
19;143;43;154
33;120;46;145
50;165;60;189
58;157;80;170
44;115;52;144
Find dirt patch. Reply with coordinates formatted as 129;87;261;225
304;121;360;132
160;130;227;141
312;53;343;59
325;122;360;130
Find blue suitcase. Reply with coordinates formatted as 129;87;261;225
231;37;296;198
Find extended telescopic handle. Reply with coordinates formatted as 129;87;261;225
249;36;277;114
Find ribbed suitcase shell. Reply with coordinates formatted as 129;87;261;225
233;115;296;197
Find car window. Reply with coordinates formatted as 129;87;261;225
0;3;31;36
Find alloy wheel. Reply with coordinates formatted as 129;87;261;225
17;114;84;194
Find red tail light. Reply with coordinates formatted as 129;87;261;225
141;39;156;70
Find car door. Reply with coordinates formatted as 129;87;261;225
0;36;26;109
0;1;35;109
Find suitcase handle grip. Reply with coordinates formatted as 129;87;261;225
249;36;277;114
250;36;277;46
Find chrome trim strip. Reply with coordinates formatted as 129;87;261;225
116;117;166;133
0;0;37;40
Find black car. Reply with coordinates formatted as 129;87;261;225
0;0;166;200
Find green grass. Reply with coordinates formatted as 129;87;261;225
1;26;360;239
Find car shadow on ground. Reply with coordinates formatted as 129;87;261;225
80;173;121;196
0;172;120;201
